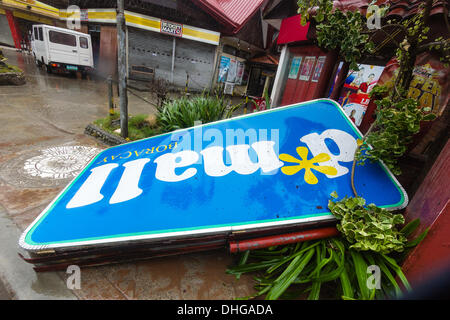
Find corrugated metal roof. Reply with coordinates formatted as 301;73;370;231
193;0;265;33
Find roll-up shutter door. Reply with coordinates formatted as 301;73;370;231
173;36;215;91
127;27;216;91
0;15;14;47
128;27;172;82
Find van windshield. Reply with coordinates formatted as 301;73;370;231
49;30;76;47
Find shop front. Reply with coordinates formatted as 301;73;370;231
127;21;218;91
270;14;337;108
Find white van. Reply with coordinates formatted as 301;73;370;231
31;24;94;75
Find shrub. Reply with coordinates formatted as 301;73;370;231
157;95;236;133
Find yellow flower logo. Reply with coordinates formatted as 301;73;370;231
279;146;338;184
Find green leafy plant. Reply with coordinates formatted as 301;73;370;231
227;195;428;300
328;196;407;254
0;51;23;74
297;1;376;71
94;112;161;141
355;98;436;176
315;9;374;71
157;94;240;133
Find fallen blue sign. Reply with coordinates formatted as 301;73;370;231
20;99;407;252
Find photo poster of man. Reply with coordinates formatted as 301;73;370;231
338;64;385;126
299;56;316;81
218;56;230;83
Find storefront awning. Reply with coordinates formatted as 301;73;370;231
277;14;310;45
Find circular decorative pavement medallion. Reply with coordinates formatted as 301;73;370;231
0;145;101;188
23;146;100;180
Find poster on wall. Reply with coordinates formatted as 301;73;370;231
236;61;245;85
288;56;303;79
338;64;385;126
311;56;326;82
218;56;230;83
299;56;316;81
376;53;449;116
224;82;234;95
226;59;237;83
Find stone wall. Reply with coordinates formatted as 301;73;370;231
84;123;127;146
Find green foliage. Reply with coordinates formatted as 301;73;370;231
297;0;375;71
356;98;436;175
94;112;161;141
328;196;407;254
227;196;428;300
316;9;373;71
368;84;389;100
127;114;161;140
297;0;332;25
157;94;239;133
0;53;23;74
227;236;417;300
93;111;119;131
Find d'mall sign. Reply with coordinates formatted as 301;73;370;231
20;100;407;251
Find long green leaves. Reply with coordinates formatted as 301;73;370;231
266;248;315;300
227;186;428;300
157;94;233;133
227;223;427;300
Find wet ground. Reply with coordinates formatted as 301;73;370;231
0;47;254;299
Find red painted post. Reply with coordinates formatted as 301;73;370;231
229;227;339;253
5;10;22;49
401;140;450;288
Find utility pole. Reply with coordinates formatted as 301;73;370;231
116;0;128;138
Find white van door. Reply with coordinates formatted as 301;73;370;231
46;28;78;66
33;26;46;64
77;35;92;67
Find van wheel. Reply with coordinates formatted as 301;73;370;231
45;64;52;74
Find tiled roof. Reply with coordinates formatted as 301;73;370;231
331;0;448;19
385;0;447;19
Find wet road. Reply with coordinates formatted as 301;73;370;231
0;47;254;299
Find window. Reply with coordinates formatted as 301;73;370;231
79;37;88;49
33;27;38;41
49;30;76;47
38;27;43;41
